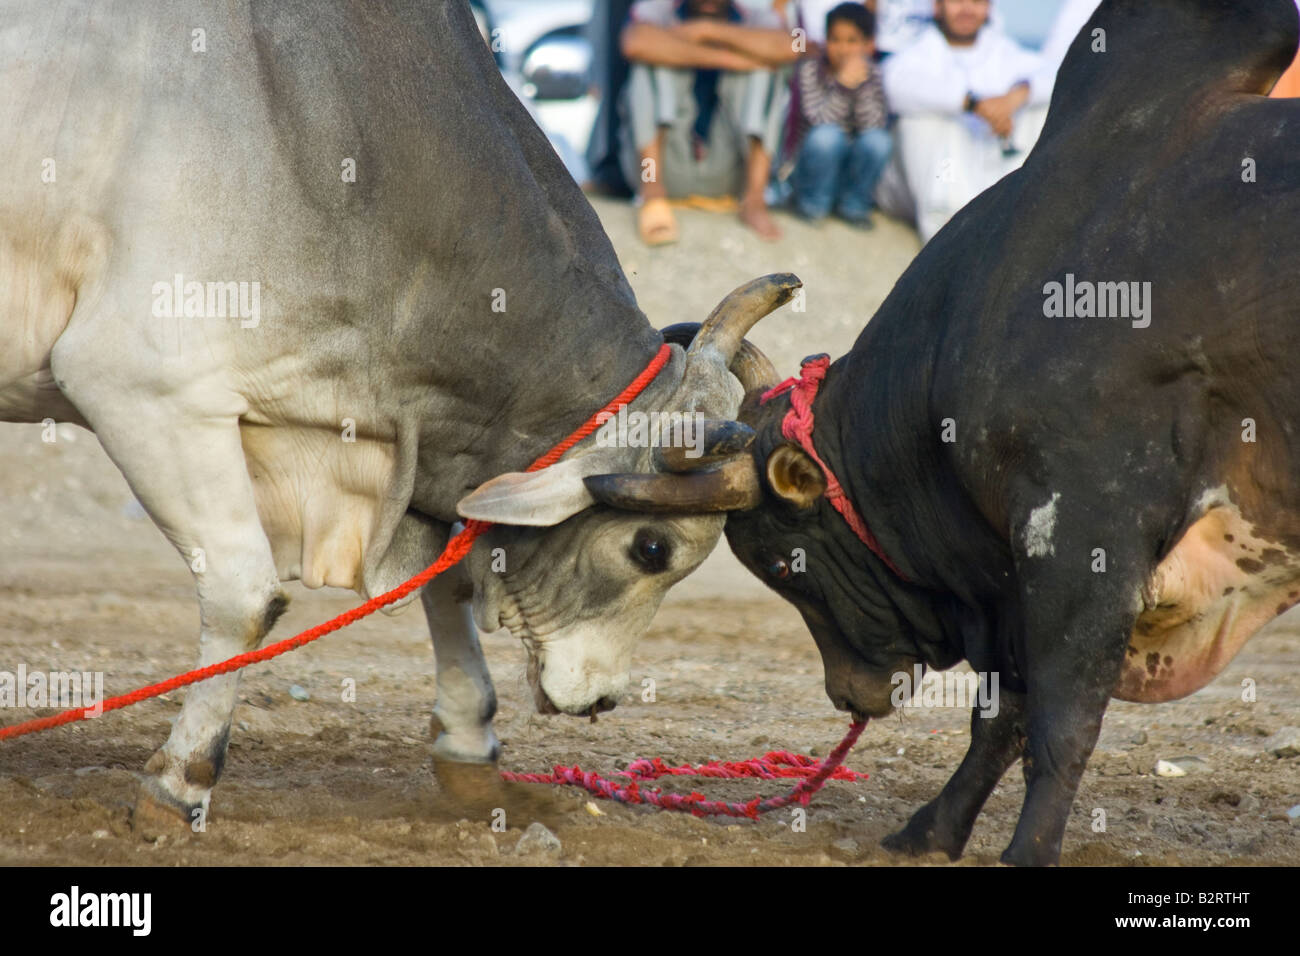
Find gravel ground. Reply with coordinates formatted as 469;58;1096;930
1;199;1296;866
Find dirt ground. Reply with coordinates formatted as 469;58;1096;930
1;200;1297;866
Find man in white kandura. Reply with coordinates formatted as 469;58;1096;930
883;0;1049;242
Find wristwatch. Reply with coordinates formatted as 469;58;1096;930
964;92;980;113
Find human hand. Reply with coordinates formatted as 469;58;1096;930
975;93;1016;138
835;54;869;89
674;19;717;44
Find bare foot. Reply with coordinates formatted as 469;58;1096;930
638;196;679;246
739;199;782;241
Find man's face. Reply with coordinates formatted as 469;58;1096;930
686;0;732;20
826;20;874;72
935;0;990;43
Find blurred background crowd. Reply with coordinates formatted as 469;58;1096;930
472;0;1300;246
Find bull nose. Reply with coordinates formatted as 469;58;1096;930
533;686;618;718
832;696;881;723
574;696;618;721
533;685;561;715
529;655;621;717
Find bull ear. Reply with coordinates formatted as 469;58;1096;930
766;444;826;509
457;457;609;527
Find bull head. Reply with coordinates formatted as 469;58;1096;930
453;274;796;717
561;279;923;723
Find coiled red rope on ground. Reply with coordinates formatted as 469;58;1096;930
501;720;868;818
0;339;870;818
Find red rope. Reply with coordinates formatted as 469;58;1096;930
0;344;672;742
501;720;868;818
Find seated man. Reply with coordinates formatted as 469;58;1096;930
883;0;1048;242
791;3;892;226
619;0;799;244
875;0;947;55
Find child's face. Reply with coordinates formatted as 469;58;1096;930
825;20;874;71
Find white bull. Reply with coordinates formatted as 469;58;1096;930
0;0;794;827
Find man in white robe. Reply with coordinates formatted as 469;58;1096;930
882;0;1047;242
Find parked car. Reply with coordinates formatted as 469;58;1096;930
477;0;598;181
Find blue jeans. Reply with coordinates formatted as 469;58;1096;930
793;125;894;221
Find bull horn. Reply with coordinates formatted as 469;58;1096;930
731;338;779;396
686;273;801;366
583;458;762;514
660;321;780;397
653;419;755;472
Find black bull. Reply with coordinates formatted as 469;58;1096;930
594;0;1300;865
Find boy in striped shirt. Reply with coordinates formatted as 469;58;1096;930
792;3;893;226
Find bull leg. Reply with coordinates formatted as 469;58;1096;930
1001;658;1121;866
108;421;281;832
112;416;283;834
999;491;1141;866
420;560;564;819
51;346;284;833
881;689;1026;860
420;563;507;810
423;568;500;766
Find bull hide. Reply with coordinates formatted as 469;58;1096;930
0;0;793;827
717;0;1300;865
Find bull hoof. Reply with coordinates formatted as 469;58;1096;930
432;756;563;823
131;781;199;842
998;843;1059;867
432;756;505;810
881;802;964;861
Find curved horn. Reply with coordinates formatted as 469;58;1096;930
686;273;801;366
660;322;779;397
731;338;779;396
583;458;762;514
653;419;755;472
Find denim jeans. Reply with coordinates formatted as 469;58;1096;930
794;125;894;221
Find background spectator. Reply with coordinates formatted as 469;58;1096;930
792;3;892;226
618;0;798;243
877;0;982;54
883;0;1048;242
586;0;639;196
779;0;875;47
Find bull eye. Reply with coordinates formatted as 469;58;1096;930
630;529;670;572
767;558;790;580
